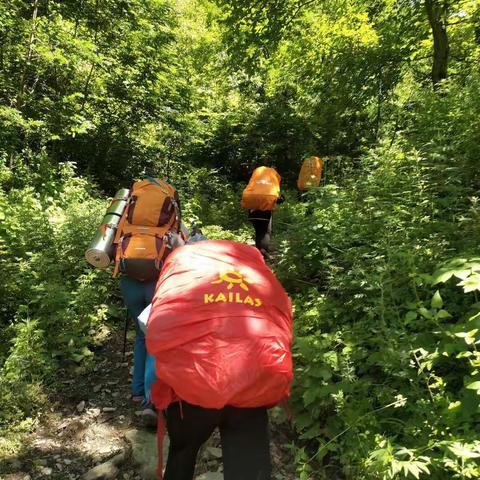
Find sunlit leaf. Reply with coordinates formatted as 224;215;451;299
431;290;443;309
418;307;433;320
447;443;480;459
437;309;451;319
465;381;480;391
432;269;455;285
458;273;480;293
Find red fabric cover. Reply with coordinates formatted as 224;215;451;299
147;240;293;410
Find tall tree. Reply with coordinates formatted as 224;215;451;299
425;0;450;86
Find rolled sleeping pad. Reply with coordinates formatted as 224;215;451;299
85;224;117;269
106;199;128;217
85;188;130;269
116;187;130;199
100;212;123;229
106;188;130;217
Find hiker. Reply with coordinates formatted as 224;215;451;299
297;155;323;201
241;166;284;257
112;177;182;425
146;239;293;480
188;221;207;243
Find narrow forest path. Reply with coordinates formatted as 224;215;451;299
3;326;297;480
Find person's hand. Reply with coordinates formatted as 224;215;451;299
169;231;186;249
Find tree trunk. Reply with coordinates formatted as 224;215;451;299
474;8;480;45
375;68;383;139
79;0;99;112
425;0;449;87
14;0;40;110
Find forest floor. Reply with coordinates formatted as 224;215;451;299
1;326;297;480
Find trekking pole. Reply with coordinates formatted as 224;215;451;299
122;310;130;362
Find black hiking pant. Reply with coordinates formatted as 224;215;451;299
163;401;271;480
248;210;273;254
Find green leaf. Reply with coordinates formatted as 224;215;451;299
453;269;472;280
431;290;443;309
405;463;421;479
81;346;93;357
447;443;480;458
303;388;318;407
295;336;315;356
467;262;480;272
300;423;322;440
293;413;314;430
405;311;417;322
309;366;332;380
70;353;85;363
458;273;480;293
455;329;478;345
299;471;309;480
418;307;433;320
432;268;454;285
315;443;330;461
465;381;480;391
446;258;468;268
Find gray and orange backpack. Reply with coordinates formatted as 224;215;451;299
113;177;180;281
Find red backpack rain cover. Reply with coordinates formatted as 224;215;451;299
146;240;293;410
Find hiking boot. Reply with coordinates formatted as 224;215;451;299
131;394;145;404
137;402;157;429
260;248;272;260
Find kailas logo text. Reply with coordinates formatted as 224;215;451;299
204;271;263;307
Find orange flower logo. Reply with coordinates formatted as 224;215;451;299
211;271;251;291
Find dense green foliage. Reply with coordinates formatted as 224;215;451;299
1;0;480;478
0;163;111;421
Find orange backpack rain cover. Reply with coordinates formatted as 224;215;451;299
147;240;293;410
241;166;281;211
297;156;323;191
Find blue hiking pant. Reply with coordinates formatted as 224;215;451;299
120;277;157;401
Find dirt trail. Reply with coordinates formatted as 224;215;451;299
2;327;296;480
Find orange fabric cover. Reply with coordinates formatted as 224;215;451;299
297;156;323;191
147;240;293;410
241;167;281;211
128;179;178;228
